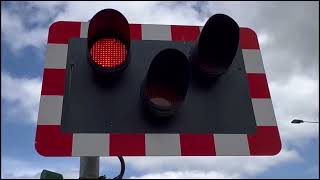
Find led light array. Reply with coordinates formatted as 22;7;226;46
90;38;127;68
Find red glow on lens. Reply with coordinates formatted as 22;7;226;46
146;83;182;107
90;38;127;68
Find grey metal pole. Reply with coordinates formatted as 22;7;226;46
79;156;100;179
303;121;319;123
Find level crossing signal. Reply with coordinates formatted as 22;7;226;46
35;9;281;157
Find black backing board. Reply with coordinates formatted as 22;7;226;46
61;38;256;134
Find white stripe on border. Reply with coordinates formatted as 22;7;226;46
242;49;265;73
214;134;250;156
44;44;68;69
145;134;181;155
142;24;172;41
80;22;89;38
37;95;63;125
252;98;277;126
72;133;109;156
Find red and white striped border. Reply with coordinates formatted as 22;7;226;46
35;21;281;157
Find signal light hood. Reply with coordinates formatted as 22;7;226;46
141;48;191;118
87;9;131;74
191;13;240;78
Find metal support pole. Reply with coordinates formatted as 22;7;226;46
79;156;100;179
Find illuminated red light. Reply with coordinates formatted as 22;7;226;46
90;38;127;68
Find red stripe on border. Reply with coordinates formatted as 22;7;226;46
35;125;73;156
247;126;281;155
180;134;216;156
41;69;65;95
130;24;142;40
240;28;260;49
48;21;81;44
247;73;271;98
171;25;200;42
110;134;145;156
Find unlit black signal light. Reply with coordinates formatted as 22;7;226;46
191;14;240;78
87;9;130;73
141;49;190;118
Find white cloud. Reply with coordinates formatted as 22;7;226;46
120;149;303;178
270;74;319;146
1;157;43;179
129;170;239;179
1;148;302;179
1;2;206;52
1;157;79;179
1;71;41;124
50;1;205;25
1;8;48;51
98;148;301;179
257;32;273;47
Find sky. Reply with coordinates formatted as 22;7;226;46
1;1;319;179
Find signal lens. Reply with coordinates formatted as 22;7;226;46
141;48;190;118
87;9;130;73
146;83;183;108
90;38;127;68
191;13;239;78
